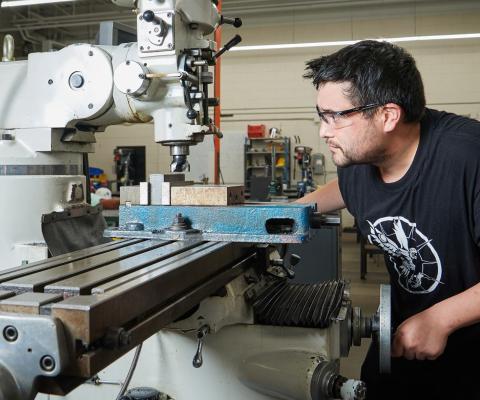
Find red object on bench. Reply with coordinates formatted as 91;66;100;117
248;124;266;138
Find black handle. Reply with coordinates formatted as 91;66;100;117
221;16;243;28
215;34;242;59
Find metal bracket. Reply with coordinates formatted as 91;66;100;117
0;314;68;400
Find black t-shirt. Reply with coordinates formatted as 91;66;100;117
338;108;480;350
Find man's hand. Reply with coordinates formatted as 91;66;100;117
392;306;452;360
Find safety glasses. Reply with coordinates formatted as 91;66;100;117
316;103;383;128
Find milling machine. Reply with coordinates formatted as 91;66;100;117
0;1;391;399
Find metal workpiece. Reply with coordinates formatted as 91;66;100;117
105;203;315;243
0;313;68;400
170;185;245;206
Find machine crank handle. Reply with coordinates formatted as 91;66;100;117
192;325;210;368
214;35;242;59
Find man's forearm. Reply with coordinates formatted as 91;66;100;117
295;178;346;213
432;282;480;333
393;281;480;360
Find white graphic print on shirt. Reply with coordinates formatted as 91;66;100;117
367;216;443;294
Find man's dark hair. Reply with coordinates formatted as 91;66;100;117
304;40;426;123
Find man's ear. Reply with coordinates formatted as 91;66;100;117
382;103;402;133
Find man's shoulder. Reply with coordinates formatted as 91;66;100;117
426;108;480;143
425;108;480;156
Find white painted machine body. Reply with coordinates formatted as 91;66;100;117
0;0;219;270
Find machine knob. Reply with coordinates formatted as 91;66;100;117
142;10;156;23
186;109;198;120
232;18;242;28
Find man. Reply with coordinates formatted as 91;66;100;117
298;40;480;399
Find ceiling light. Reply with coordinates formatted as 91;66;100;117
1;0;76;7
231;33;480;52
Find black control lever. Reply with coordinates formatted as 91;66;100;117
220;16;242;28
214;34;242;59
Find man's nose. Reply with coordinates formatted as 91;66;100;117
319;122;333;138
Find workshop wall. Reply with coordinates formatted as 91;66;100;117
218;6;480;183
92;2;480;209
